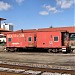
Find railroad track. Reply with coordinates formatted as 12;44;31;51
0;63;75;75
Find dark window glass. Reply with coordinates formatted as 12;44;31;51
54;36;58;41
34;36;36;41
8;38;12;42
28;37;32;42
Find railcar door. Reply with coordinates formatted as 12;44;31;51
49;32;61;47
61;32;69;46
49;35;53;47
25;33;36;47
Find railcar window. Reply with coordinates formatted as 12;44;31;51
54;36;58;41
28;37;32;42
8;38;12;42
34;36;36;41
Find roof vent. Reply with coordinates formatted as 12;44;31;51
21;29;23;32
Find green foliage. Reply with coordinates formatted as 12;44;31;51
0;40;6;46
1;43;5;46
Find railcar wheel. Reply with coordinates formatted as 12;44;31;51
10;48;17;52
52;49;59;53
48;49;52;53
6;48;10;52
73;49;75;53
6;48;17;52
55;49;59;53
70;49;73;53
66;47;71;53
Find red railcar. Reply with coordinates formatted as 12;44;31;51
6;29;71;53
37;30;70;53
6;29;37;51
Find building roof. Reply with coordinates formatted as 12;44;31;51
0;28;12;36
1;29;36;35
38;26;75;33
0;28;11;32
1;26;75;35
0;18;6;21
15;29;36;33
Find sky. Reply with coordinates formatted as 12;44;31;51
0;0;75;30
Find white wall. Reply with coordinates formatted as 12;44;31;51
0;34;6;42
0;38;6;42
1;23;13;31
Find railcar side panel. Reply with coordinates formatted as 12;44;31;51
37;31;62;48
7;33;25;47
24;33;36;47
6;32;36;48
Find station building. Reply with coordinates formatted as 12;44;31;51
0;28;11;46
0;18;12;46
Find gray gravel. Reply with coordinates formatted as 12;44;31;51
0;52;75;70
0;67;72;75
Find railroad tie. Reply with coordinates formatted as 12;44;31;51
0;67;72;75
22;70;42;75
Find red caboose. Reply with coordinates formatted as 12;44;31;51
6;29;37;51
37;30;70;53
6;29;71;53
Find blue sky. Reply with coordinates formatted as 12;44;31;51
0;0;75;30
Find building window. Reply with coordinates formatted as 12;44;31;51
54;36;58;42
34;36;36;41
8;38;12;42
70;34;75;40
28;37;32;42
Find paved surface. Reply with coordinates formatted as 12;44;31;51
0;46;5;52
0;52;75;66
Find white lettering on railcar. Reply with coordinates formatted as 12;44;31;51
12;43;19;45
7;34;24;38
7;35;12;38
